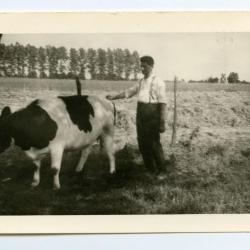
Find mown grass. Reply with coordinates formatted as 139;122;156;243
0;77;250;214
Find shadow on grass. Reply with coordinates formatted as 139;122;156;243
1;143;249;215
0;145;159;215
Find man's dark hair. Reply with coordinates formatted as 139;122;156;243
140;56;154;66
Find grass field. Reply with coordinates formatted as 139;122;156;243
0;77;250;215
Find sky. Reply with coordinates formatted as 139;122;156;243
2;33;250;81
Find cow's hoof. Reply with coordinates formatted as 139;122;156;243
75;166;84;173
53;185;60;191
109;170;116;175
75;169;83;175
31;181;39;188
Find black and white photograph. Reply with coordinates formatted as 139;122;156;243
0;13;250;226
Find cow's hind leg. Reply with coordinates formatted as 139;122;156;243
75;145;92;173
50;145;64;190
101;133;116;174
31;159;41;188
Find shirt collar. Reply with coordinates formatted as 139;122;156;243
143;72;155;81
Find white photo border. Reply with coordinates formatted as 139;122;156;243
0;12;250;234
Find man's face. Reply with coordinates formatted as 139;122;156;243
140;62;153;76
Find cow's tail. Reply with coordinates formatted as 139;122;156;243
75;76;82;96
112;101;116;125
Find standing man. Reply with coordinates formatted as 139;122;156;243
107;56;167;174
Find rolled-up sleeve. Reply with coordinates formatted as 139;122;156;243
157;79;167;103
125;84;139;98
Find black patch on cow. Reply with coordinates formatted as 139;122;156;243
9;100;58;150
59;96;94;133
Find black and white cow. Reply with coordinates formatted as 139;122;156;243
0;94;116;190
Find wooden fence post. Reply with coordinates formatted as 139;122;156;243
171;76;178;146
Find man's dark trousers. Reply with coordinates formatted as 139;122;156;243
136;102;165;172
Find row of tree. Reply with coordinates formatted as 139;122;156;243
0;43;141;80
189;72;249;84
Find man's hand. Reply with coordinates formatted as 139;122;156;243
106;95;114;100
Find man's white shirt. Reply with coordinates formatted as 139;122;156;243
124;74;167;104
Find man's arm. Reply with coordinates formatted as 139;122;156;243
106;92;126;100
106;84;139;100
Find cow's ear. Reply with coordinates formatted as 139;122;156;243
1;106;11;118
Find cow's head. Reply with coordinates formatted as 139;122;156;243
0;106;12;153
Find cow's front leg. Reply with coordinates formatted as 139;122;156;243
50;145;64;190
75;145;92;173
31;159;41;188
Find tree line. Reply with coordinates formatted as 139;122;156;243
0;43;141;80
189;72;250;84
